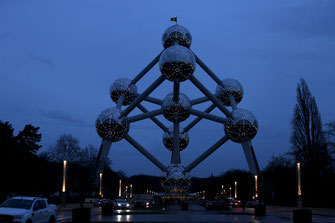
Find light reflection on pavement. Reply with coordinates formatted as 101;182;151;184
57;205;335;223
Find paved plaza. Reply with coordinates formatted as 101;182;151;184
57;204;335;223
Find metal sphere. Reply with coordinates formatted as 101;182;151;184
159;45;196;83
163;128;189;151
216;78;243;106
161;164;191;193
96;108;129;142
162;24;192;49
224;108;258;143
162;93;191;122
110;78;138;106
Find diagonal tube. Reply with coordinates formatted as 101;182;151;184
189;75;232;118
131;51;163;85
189;109;228;124
193;53;222;85
137;104;169;132
128;108;163;123
241;141;258;175
191;96;211;106
185;135;229;172
143;96;163;105
94;139;113;188
122;75;165;117
183;104;216;133
124;134;167;172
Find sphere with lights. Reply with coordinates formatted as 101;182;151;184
216;78;243;106
224;108;258;143
162;93;191;122
161;164;191;193
159;45;196;83
110;78;138;106
163;128;189;151
96;108;129;142
162;24;192;49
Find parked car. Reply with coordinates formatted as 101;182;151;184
231;199;243;207
113;199;131;209
134;200;150;208
205;200;229;211
0;196;57;223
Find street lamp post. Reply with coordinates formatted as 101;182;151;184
234;181;237;199
297;163;302;208
125;186;128;199
99;173;103;198
229;187;232;199
130;184;133;199
118;180;122;197
255;175;258;199
221;185;224;194
61;160;67;207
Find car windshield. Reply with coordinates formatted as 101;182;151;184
0;199;33;209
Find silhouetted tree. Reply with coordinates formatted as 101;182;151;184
16;124;42;153
44;134;82;163
290;79;332;206
262;155;296;206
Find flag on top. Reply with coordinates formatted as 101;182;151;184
171;17;177;23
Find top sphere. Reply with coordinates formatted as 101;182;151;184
159;45;196;83
216;78;244;106
162;24;192;49
110;78;138;106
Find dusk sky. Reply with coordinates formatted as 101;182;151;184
0;0;334;177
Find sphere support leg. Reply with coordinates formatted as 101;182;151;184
125;134;167;172
185;135;229;172
122;75;165;117
94;139;112;189
241;141;259;175
131;51;163;85
189;75;232;118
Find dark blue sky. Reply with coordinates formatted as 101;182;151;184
0;0;334;177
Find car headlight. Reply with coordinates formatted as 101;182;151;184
118;203;121;206
13;215;24;219
126;203;129;207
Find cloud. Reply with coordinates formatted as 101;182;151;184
39;110;85;125
30;53;54;68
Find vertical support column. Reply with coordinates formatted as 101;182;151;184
95;139;112;194
171;121;181;164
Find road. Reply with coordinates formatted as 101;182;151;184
57;204;335;223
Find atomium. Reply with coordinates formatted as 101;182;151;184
162;24;192;49
96;108;129;142
110;78;138;106
162;93;191;122
161;164;191;193
163;128;189;151
224;108;258;143
159;45;196;83
215;78;243;106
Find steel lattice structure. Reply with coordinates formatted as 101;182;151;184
95;24;260;193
